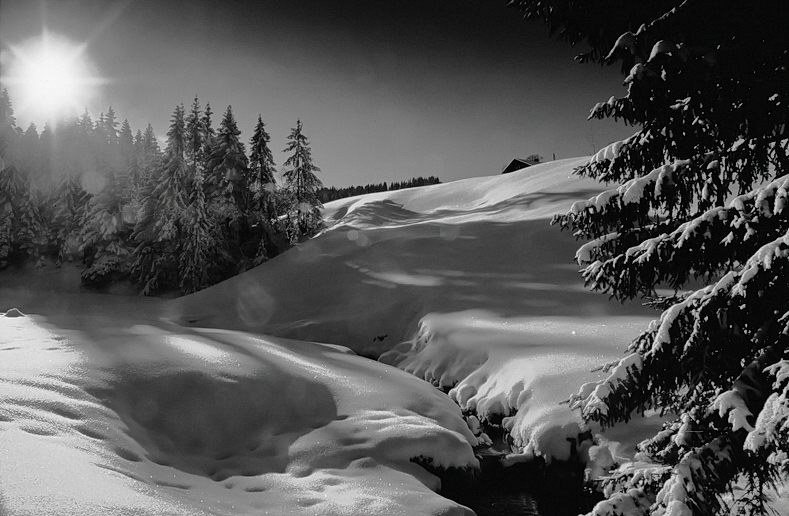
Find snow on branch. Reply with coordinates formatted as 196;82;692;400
651;437;735;516
744;360;789;461
572;352;643;421
712;389;755;432
576;174;789;300
566;160;689;231
588;138;628;165
576;232;619;265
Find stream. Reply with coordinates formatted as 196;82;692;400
430;440;601;516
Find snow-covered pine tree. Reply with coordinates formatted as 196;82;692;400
0;91;45;268
206;105;251;271
177;96;226;293
131;105;188;294
78;164;129;284
249;115;277;205
141;123;161;184
47;173;89;265
186;97;205;166
248;114;278;263
509;0;789;514
208;105;249;210
38;123;54;188
179;165;221;294
104;106;119;147
282;119;323;239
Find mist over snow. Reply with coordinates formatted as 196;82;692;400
2;157;661;515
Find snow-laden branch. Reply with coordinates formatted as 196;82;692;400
576;175;789;300
744;360;789;464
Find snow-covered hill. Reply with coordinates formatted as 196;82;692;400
170;157;654;356
1;157;660;515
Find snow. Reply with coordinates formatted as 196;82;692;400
569;160;689;216
713;389;754;432
0;310;477;515
648;40;676;61
2;157;662;515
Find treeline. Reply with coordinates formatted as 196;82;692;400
0;90;323;294
318;176;441;203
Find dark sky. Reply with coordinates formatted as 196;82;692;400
0;0;635;186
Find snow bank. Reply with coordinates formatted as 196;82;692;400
0;311;477;515
380;311;653;463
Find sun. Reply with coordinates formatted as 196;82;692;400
1;31;104;123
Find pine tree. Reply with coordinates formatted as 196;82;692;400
186;97;205;164
249;115;277;202
510;0;789;514
248;115;278;263
104;106;119;147
203;105;251;271
0;91;44;268
131;104;188;294
282;119;323;238
38;123;54;188
77;109;92;137
208;105;249;210
178;96;226;292
48;173;89;264
179;166;220;294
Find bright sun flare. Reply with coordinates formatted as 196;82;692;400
1;32;103;123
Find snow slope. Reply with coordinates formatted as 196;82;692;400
171;158;655;357
1;157;660;515
171;157;659;463
0;309;477;515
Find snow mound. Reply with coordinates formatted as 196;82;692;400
0;314;477;515
381;310;653;463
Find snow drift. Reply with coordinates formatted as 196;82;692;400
0;310;477;515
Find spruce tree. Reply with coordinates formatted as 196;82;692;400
104;106;119;147
179;166;220;294
131;104;188;294
282;119;323;239
509;0;789;514
249;115;277;202
248;115;278;263
0;91;44;268
48;173;89;265
208;105;248;211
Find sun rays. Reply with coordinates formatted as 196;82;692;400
1;31;105;123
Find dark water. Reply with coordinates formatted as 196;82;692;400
430;455;599;516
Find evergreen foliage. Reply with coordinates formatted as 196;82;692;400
47;174;89;264
131;104;189;294
248;115;278;264
318;176;442;203
0;92;327;294
283;119;323;239
0;92;45;268
510;0;789;513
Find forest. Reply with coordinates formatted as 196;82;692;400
318;176;441;203
0;93;331;294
